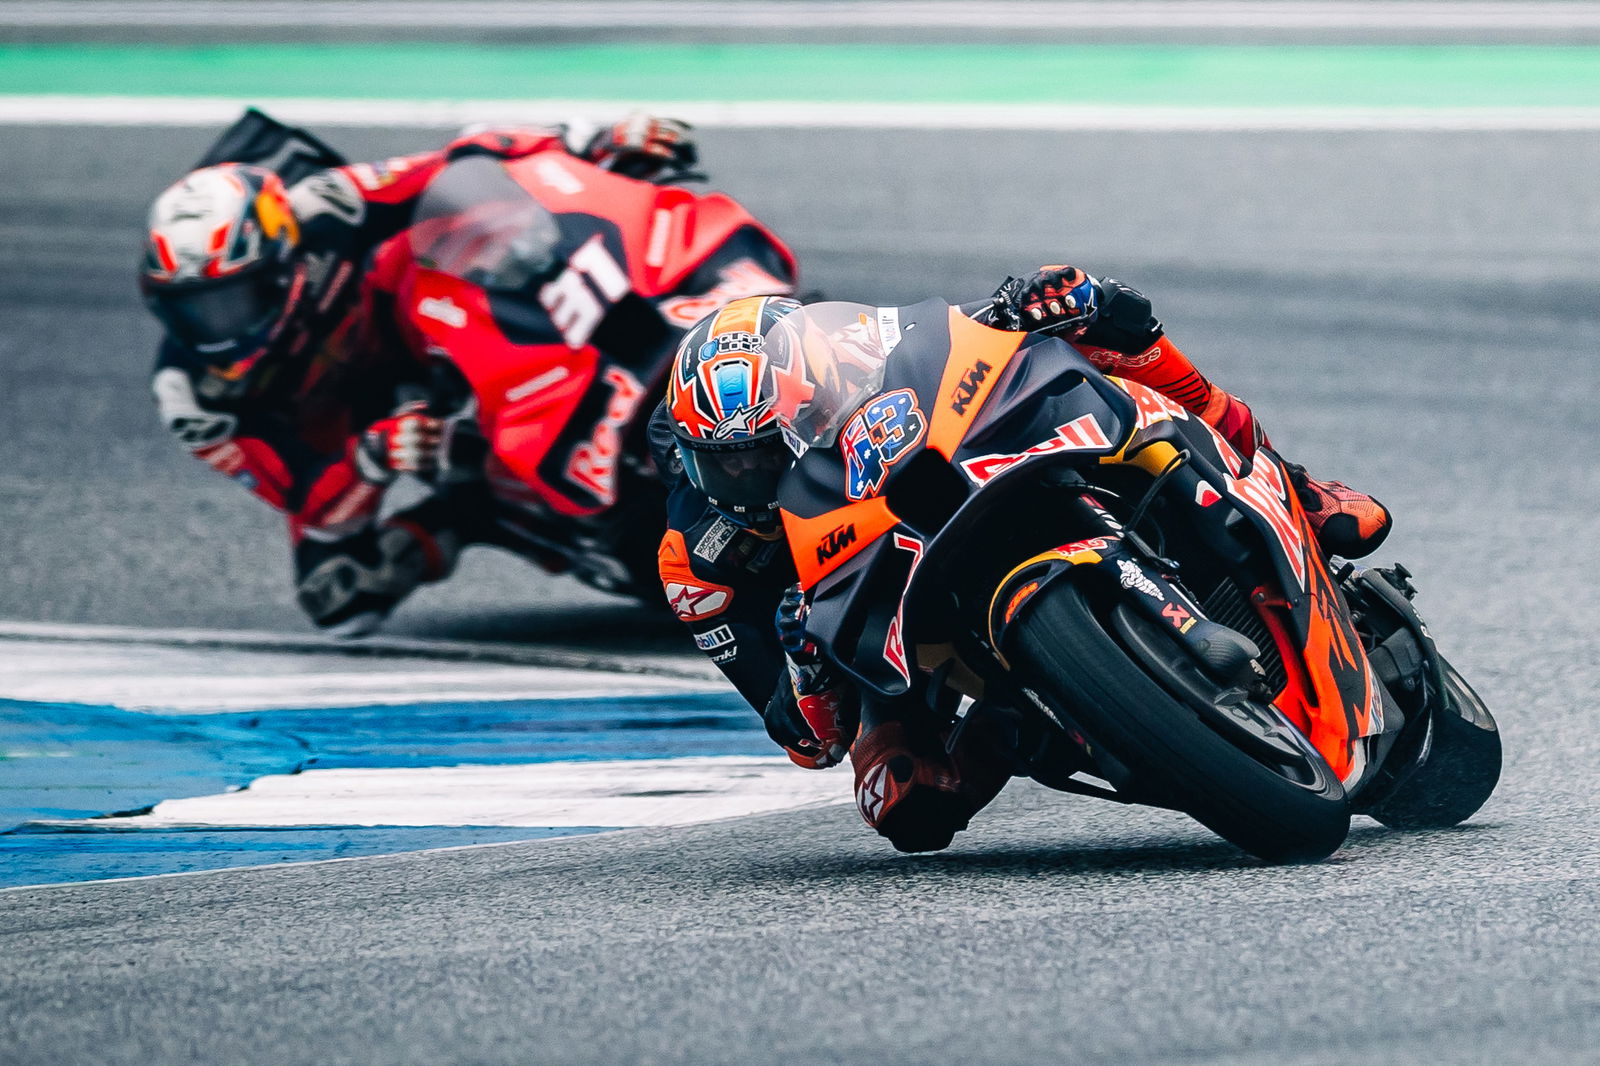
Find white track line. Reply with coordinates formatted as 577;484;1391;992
0;638;720;710
5;1;1600;31
80;757;853;828
7;96;1600;131
0;619;719;682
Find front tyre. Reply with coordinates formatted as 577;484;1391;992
1010;580;1350;863
1366;658;1501;830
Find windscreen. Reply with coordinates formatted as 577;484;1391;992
759;301;897;453
409;155;562;291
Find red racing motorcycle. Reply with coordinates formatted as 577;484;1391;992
207;109;799;601
391;152;797;596
767;301;1501;862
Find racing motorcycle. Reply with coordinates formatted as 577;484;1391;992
766;301;1501;862
205;109;797;598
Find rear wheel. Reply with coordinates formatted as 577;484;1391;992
1366;659;1501;829
1010;580;1350;863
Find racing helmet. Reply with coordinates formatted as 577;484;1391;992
139;163;309;402
667;295;803;530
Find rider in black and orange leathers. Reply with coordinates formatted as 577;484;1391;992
653;269;1391;852
141;114;695;633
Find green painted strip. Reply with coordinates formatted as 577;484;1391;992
3;43;1600;107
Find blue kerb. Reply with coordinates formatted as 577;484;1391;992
0;692;764;834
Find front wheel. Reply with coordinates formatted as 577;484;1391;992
1010;580;1351;863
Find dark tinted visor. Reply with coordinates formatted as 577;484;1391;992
678;433;789;520
148;268;285;360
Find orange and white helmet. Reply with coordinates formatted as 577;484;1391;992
139;163;308;397
666;295;801;529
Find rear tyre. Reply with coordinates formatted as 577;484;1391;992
1011;580;1350;863
1366;659;1501;829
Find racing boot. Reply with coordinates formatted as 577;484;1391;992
850;716;1011;854
295;510;461;637
1283;462;1392;559
1200;391;1391;560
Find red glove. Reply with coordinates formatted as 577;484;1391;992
357;401;444;484
585;114;696;177
782;659;858;770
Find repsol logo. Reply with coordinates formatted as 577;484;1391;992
816;523;857;565
949;360;993;415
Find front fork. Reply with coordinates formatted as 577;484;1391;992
987;491;1264;689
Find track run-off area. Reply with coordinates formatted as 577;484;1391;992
3;14;1600;1065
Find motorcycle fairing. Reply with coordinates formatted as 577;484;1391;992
778;302;1379;782
402;154;797;519
987;536;1228;669
1081;386;1385;780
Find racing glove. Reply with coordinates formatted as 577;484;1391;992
994;265;1102;337
765;585;858;769
356;400;444;485
584;113;697;179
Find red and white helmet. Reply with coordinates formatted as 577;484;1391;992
140;163;309;398
666;295;801;529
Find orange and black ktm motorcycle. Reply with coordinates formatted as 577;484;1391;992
766;301;1501;862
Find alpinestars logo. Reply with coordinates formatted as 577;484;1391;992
858;763;891;825
664;582;732;621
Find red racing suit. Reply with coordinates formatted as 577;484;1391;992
151;128;575;558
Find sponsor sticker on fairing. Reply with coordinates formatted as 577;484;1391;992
876;307;903;355
958;413;1112;484
1117;558;1165;601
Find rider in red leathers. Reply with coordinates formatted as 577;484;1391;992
141;114;697;634
653;272;1391;852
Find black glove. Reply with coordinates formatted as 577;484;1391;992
775;583;816;663
1075;277;1165;355
585;113;697;179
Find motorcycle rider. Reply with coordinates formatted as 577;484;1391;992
654;269;1392;852
141;114;696;634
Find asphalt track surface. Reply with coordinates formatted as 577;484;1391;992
2;124;1599;1063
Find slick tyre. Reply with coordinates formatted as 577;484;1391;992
1366;659;1501;830
1011;581;1350;863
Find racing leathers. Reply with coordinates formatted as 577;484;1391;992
656;268;1390;853
150;122;682;633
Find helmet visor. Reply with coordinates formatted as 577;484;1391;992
148;268;286;360
678;432;789;523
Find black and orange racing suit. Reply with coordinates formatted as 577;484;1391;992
150;128;588;626
652;279;1279;849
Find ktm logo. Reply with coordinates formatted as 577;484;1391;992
816;523;857;566
949;360;993;415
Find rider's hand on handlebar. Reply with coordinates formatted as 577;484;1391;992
585;114;697;179
775;583;818;663
1000;265;1102;337
357;401;444;484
